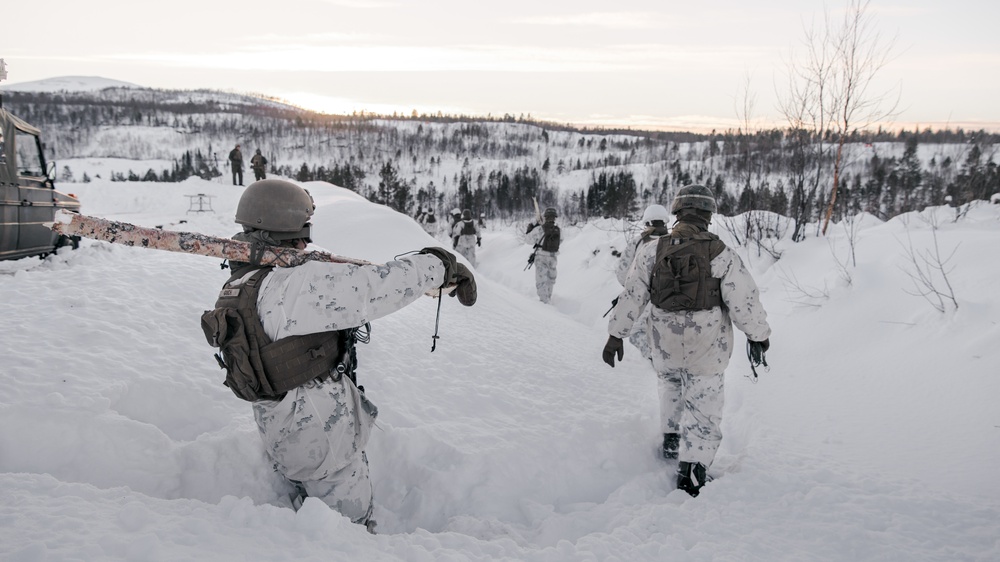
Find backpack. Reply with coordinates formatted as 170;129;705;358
539;223;560;252
200;267;355;401
649;232;726;312
460;220;477;236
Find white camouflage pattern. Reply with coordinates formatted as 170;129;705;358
224;254;446;523
451;220;479;267
616;228;670;359
609;235;770;468
526;225;557;303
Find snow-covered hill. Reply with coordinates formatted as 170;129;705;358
0;177;997;560
0;75;140;92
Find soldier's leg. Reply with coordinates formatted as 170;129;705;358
535;254;557;303
678;371;725;469
657;369;684;459
301;451;374;525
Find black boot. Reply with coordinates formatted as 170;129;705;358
662;433;680;460
677;461;709;497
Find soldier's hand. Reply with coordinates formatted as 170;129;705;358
602;336;624;368
451;263;477;306
748;339;769;365
476;238;481;247
526;223;537;234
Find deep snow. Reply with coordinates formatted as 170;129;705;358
1;177;998;561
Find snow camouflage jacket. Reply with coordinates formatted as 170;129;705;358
525;221;560;254
226;255;447;502
609;224;770;376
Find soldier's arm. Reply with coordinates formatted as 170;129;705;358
608;243;654;338
716;248;771;342
259;256;447;337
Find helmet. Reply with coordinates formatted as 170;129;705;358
462;209;472;220
670;184;717;214
235;179;314;240
543;207;557;219
641;204;670;225
451;208;461;216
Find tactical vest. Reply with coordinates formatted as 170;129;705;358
649;231;726;312
200;267;343;402
539;223;561;252
460;220;477;236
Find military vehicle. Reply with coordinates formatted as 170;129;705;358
0;60;81;261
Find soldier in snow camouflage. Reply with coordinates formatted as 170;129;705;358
615;204;672;360
451;209;481;266
526;207;561;304
603;185;771;497
219;180;476;530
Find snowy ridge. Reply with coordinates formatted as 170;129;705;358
0;75;140;92
0;177;998;560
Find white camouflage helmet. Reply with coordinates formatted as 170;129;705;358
641;204;670;224
670;184;717;214
235;179;315;240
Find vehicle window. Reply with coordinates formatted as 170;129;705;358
15;131;43;177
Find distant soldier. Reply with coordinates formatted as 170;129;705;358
228;144;244;186
478;212;486;229
449;208;462;243
421;208;439;237
451;209;481;266
525;207;561;304
250;149;268;181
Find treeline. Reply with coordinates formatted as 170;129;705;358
6;88;999;233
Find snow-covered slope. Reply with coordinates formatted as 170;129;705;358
0;75;140;92
0;178;998;561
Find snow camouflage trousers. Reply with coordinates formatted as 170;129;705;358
533;250;557;303
455;236;477;267
253;375;378;523
657;369;725;468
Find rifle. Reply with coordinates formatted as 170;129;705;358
524;246;538;270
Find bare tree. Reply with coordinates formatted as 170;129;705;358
779;0;899;237
897;212;959;312
821;0;900;234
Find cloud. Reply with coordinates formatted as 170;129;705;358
318;0;400;7
512;12;669;30
107;41;761;74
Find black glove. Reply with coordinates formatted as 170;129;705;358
451;263;477;306
748;339;770;364
476;238;481;247
417;247;476;307
602;336;624;368
452;237;459;248
526;223;537;234
419;246;458;283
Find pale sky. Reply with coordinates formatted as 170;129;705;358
4;0;999;132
